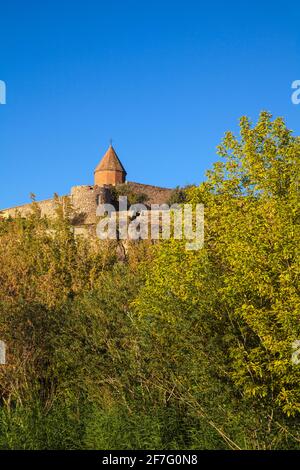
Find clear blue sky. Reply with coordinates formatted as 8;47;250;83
1;0;300;208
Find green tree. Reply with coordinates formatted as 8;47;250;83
134;112;300;448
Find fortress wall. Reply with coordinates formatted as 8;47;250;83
1;186;110;226
70;186;96;224
124;182;173;206
1;197;64;219
70;185;110;225
1;183;173;225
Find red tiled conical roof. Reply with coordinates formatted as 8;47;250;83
95;145;127;174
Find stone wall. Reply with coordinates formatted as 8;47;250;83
70;185;97;225
1;197;64;219
70;185;114;225
122;182;173;206
0;182;173;227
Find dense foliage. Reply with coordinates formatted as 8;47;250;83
0;112;299;449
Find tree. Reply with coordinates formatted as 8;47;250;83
134;112;300;448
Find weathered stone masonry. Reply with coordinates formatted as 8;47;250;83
0;145;173;232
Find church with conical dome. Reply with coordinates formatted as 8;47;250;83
94;145;127;186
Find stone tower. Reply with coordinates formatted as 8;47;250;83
94;145;127;186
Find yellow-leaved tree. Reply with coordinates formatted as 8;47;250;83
134;112;300;448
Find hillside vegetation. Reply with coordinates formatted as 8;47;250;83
0;112;299;449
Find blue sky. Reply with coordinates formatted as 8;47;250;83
0;0;300;208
